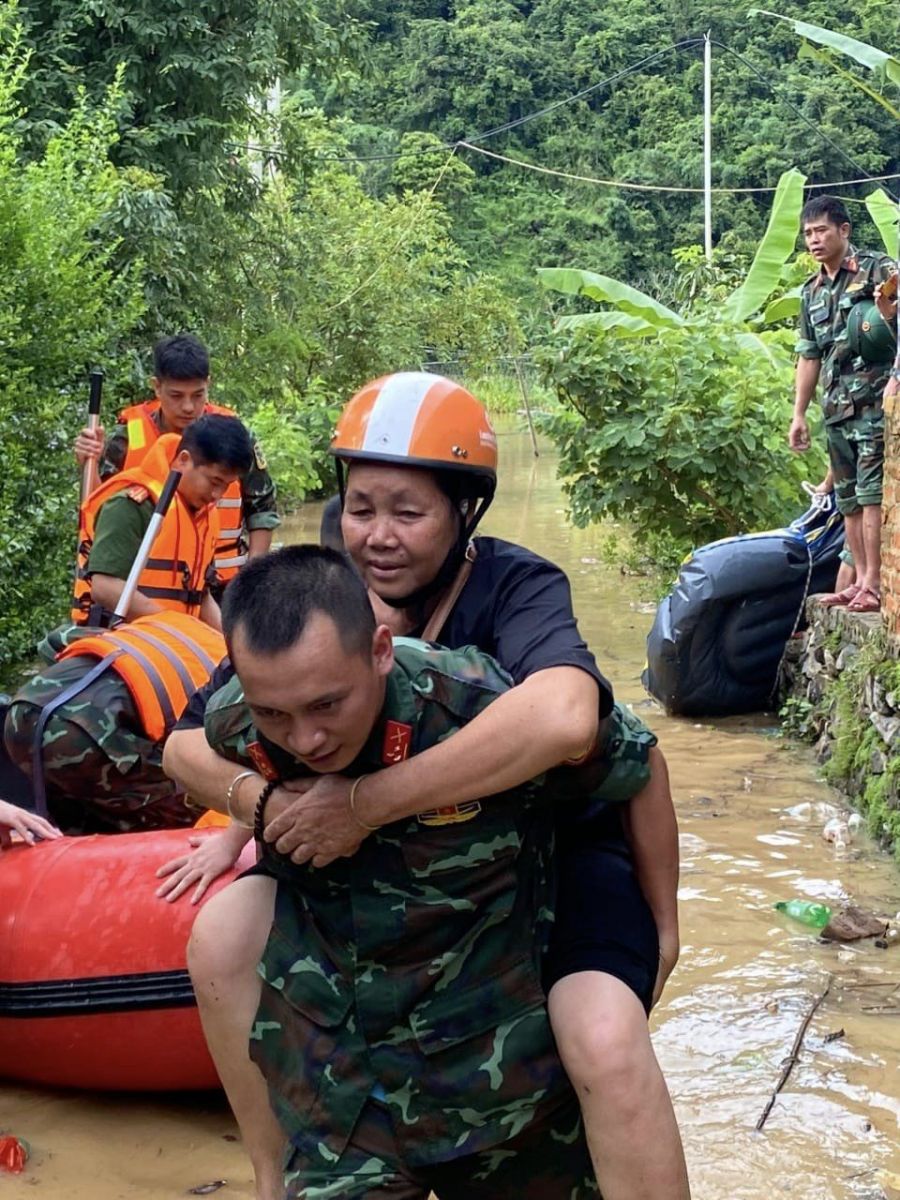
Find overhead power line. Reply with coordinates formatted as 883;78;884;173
458;141;900;196
708;39;883;190
317;39;706;164
235;35;898;200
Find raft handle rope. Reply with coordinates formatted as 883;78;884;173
800;481;834;513
768;538;815;710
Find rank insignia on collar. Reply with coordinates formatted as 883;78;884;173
247;740;279;780
382;720;412;764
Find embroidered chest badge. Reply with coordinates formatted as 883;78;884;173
417;801;482;827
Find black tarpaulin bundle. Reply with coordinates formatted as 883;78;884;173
643;497;844;717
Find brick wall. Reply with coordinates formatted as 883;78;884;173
883;389;900;636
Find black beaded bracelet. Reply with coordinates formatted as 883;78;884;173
253;779;280;844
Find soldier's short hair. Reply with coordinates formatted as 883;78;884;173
800;196;851;230
222;545;375;659
153;333;210;381
180;414;253;474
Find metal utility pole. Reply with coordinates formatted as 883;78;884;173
703;31;713;264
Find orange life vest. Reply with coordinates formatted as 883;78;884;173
118;400;247;582
58;613;226;743
72;435;219;625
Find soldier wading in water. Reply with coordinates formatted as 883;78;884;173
165;374;690;1200
203;544;603;1196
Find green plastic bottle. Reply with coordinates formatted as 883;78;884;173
774;899;832;928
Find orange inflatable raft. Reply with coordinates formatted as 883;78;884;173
0;826;255;1091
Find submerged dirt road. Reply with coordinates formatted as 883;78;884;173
2;423;899;1198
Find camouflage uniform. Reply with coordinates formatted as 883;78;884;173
99;406;280;536
205;639;602;1199
3;652;192;833
796;245;896;514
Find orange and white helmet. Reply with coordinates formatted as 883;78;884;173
331;372;498;500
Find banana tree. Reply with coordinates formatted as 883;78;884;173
752;12;900;119
539;167;806;347
534;168;829;559
753;13;898;298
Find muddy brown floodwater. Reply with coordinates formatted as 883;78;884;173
3;420;900;1199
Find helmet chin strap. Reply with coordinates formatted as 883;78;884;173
380;494;492;613
334;460;494;615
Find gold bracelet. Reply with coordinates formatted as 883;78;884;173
225;770;258;829
348;775;380;832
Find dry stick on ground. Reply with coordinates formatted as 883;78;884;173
755;975;833;1133
841;980;900;989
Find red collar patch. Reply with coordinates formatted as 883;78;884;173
382;720;412;765
247;740;279;781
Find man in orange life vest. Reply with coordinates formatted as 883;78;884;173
3;415;252;831
73;414;254;629
75;333;279;587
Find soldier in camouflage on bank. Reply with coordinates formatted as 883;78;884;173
199;544;600;1199
789;195;897;613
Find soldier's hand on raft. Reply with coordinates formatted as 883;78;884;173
264;776;367;868
74;424;105;466
155;833;240;904
0;800;62;849
788;415;810;453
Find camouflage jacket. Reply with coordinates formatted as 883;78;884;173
99;405;280;531
205;639;571;1168
796;245;895;424
4;653;189;831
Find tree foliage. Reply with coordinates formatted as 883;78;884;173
15;0;364;195
535;177;830;566
0;14;146;677
0;0;522;675
328;0;899;292
536;306;825;570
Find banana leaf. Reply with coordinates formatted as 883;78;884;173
865;189;900;257
797;42;900;119
722;169;806;323
753;11;900;88
537;267;685;329
556;311;660;336
764;289;802;324
734;331;792;368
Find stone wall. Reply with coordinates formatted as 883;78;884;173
881;390;900;637
781;597;900;859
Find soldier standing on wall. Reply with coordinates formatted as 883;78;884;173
789;196;897;613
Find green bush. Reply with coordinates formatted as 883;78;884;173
0;16;146;680
535;309;826;570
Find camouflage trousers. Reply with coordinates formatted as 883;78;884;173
827;405;885;515
283;1095;597;1199
3;655;192;833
